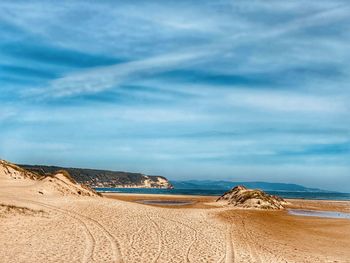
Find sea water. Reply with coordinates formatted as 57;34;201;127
288;209;350;219
136;200;194;206
95;188;350;201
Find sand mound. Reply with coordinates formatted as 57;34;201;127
0;160;41;180
39;171;100;197
217;185;287;209
0;160;99;197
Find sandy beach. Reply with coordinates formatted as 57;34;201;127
1;174;350;263
1;162;349;263
2;1;350;262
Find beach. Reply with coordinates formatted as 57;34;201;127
1;179;350;263
2;0;350;262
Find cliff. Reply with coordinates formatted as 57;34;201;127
19;164;173;189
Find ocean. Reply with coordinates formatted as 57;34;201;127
95;188;350;201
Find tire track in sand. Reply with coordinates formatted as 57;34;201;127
237;216;262;263
16;199;124;263
129;225;145;249
82;210;124;263
159;215;198;263
14;198;95;263
145;214;163;263
219;224;235;263
220;213;261;263
239;217;287;263
185;212;234;263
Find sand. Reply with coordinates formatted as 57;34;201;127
1;176;350;262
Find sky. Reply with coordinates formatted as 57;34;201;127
0;0;349;192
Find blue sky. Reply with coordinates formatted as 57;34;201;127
0;0;349;192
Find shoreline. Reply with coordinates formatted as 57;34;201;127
97;189;350;201
2;161;349;263
103;192;350;202
103;191;350;200
103;192;218;209
103;192;350;212
2;189;350;262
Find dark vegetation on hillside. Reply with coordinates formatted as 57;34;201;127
19;164;172;188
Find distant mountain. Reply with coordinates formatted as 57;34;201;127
171;180;329;192
19;164;173;189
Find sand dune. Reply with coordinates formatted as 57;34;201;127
1;161;350;263
0;160;98;197
216;185;287;209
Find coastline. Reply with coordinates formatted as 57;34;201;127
2;183;350;262
96;187;350;201
103;192;350;212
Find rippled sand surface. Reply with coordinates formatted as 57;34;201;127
1;182;350;262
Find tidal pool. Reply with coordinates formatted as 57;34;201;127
288;209;350;220
136;200;195;206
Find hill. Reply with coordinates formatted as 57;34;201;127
20;164;173;189
0;160;99;197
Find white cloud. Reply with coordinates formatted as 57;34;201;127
0;108;18;121
1;0;350;191
23;50;208;98
227;90;346;113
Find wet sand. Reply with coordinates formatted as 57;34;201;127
104;192;350;211
103;193;217;209
105;193;350;262
219;207;350;262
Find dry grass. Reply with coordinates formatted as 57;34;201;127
0;160;42;180
217;185;286;209
0;203;45;217
55;170;77;183
55;170;102;197
41;169;77;183
81;183;102;197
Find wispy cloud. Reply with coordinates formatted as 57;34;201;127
1;0;350;191
226;90;346;113
19;2;350;99
23;50;207;98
